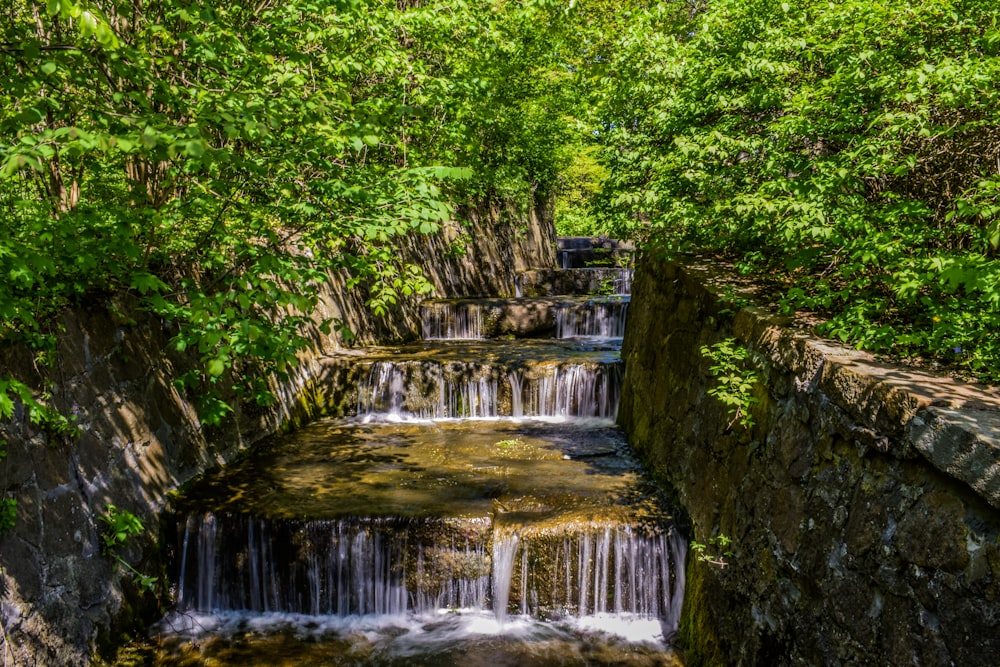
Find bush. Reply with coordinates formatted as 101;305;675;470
598;0;1000;383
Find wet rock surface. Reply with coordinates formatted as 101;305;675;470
171;419;659;522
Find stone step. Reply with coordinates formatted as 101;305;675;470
556;237;636;269
172;420;658;521
516;267;634;298
319;339;624;421
421;295;630;340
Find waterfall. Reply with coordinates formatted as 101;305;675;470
422;301;486;340
555;298;630;339
614;268;634;295
357;359;622;420
175;515;495;616
159;236;684;662
514;525;684;623
357;360;500;420
491;532;520;623
511;363;623;419
174;513;685;635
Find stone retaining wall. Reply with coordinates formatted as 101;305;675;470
0;198;555;666
619;256;1000;666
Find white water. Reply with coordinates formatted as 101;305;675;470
356;360;622;421
152;607;676;660
492;532;520;624
556;299;630;339
509;363;622;419
357;360;502;421
422;302;486;340
174;514;685;636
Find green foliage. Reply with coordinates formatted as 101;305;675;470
99;504;144;552
690;533;734;568
0;378;77;439
0;0;590;428
597;0;1000;383
99;504;158;593
701;339;759;430
554;145;608;237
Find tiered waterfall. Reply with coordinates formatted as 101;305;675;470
157;238;685;665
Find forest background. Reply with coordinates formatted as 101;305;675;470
2;0;1000;527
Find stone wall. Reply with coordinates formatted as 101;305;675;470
0;198;555;666
619;255;1000;666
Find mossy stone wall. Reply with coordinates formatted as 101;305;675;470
619;256;1000;666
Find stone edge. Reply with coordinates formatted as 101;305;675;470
680;259;1000;511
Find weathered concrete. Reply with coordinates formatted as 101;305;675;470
619;256;1000;666
0;199;555;666
420;295;628;339
555;236;634;269
517;267;633;297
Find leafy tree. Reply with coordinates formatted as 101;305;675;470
554;144;609;237
0;0;586;425
597;0;1000;382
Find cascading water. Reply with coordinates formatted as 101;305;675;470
150;238;685;666
356;360;502;420
613;268;634;295
172;514;684;628
491;532;520;624
175;515;490;615
509;362;622;419
355;356;623;421
555;297;630;339
421;301;486;340
488;524;685;625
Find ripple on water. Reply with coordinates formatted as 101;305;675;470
126;610;683;667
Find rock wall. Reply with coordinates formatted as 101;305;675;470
0;198;555;666
619;255;1000;666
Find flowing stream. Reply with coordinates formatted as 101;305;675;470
140;247;686;666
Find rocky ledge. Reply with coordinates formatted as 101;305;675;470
619;255;1000;666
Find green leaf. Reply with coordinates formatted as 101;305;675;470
185;140;206;157
0;387;14;420
206;358;226;378
129;272;168;295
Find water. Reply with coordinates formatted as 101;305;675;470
422;301;486;340
159;506;684;664
137;241;684;665
139;611;683;666
355;357;623;421
555;297;629;339
515;267;634;297
419;296;628;340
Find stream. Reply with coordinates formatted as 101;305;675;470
130;244;686;666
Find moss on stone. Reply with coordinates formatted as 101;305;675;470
92;576;165;665
677;559;727;667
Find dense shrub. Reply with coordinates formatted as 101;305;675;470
598;0;1000;382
